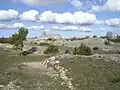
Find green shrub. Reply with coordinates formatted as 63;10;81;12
93;35;97;38
73;44;92;56
106;35;120;43
34;42;37;44
100;36;106;39
44;45;59;54
39;42;51;46
65;50;70;54
93;46;99;50
116;51;120;54
104;41;110;45
110;78;120;83
109;38;120;43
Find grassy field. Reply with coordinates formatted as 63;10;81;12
59;55;120;90
0;46;120;90
0;48;69;90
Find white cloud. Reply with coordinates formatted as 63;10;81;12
0;23;23;29
71;0;82;10
0;23;44;30
79;27;92;32
91;0;120;12
39;11;97;25
100;28;107;32
12;23;25;28
105;18;120;27
19;10;39;21
0;9;19;21
91;5;102;12
96;20;104;25
27;25;44;30
0;24;7;29
20;0;69;6
16;0;82;10
51;26;59;30
51;25;92;32
103;0;120;12
60;26;79;31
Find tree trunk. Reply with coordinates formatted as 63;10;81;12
20;44;23;56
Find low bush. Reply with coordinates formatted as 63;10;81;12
110;78;120;83
104;41;110;45
39;42;51;46
73;44;92;56
100;36;106;39
34;42;37;44
65;50;70;54
109;38;120;43
44;45;59;54
93;46;99;50
116;51;120;54
93;35;97;38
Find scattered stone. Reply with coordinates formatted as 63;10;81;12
0;85;5;88
40;55;75;90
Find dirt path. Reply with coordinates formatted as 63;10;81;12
23;55;75;90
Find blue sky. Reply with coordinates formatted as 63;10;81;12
0;0;120;37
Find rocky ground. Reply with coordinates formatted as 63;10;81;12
0;38;120;90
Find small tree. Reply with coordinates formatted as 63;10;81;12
44;45;59;54
11;27;28;55
73;44;92;56
106;31;112;41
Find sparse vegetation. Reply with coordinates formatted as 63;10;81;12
65;50;70;54
73;44;92;55
109;35;120;43
106;32;120;43
39;42;52;46
44;45;59;54
110;78;120;83
34;42;37;44
0;27;28;56
104;40;111;45
93;46;99;50
11;27;28;55
0;37;11;44
1;31;120;90
93;35;97;38
1;36;120;90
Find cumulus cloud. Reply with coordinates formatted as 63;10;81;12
38;11;97;25
91;0;120;12
0;23;24;29
0;23;44;30
27;25;44;30
51;25;92;32
19;0;69;6
0;9;19;21
100;28;107;32
91;5;102;12
12;23;25;28
17;0;82;10
71;0;82;10
19;10;39;21
105;18;120;27
103;0;120;11
0;9;100;26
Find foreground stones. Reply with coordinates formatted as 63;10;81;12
40;55;74;90
1;81;22;90
23;55;74;90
